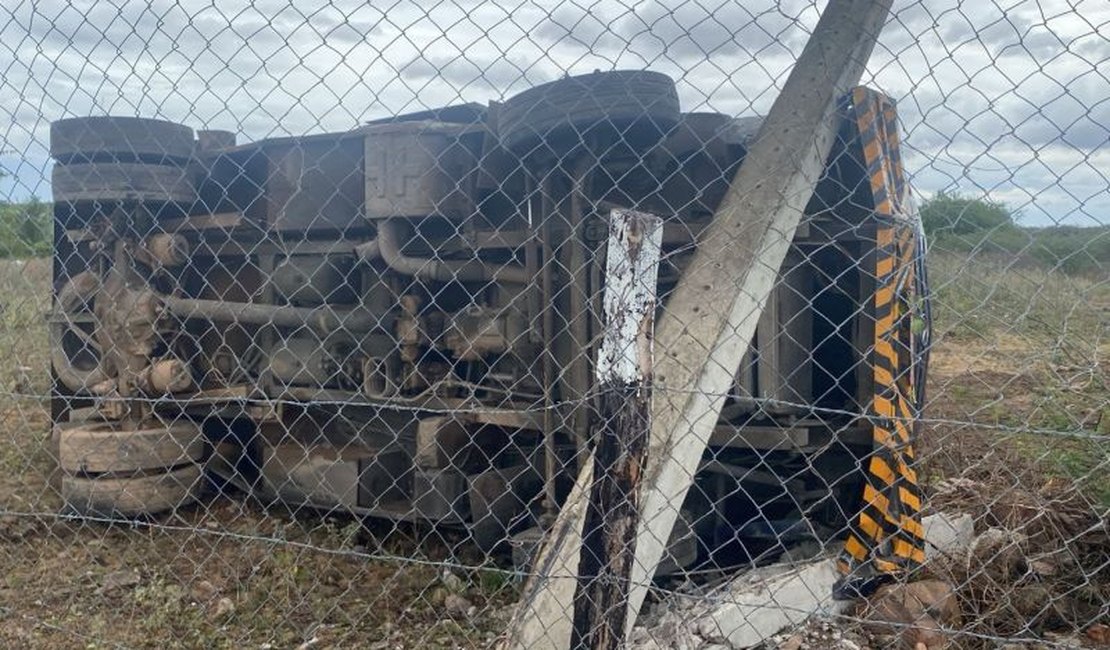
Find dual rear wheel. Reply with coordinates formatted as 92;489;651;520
50;116;199;206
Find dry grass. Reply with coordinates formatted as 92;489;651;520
0;503;518;649
918;250;1109;645
926;249;1109;494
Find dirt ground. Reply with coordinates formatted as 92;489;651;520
0;254;1105;649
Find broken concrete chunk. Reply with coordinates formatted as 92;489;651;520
922;512;973;560
631;511;976;648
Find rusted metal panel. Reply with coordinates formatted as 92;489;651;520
263;136;366;231
364;121;481;221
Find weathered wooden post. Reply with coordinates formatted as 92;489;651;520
570;209;662;649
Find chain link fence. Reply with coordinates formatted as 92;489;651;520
0;0;1107;648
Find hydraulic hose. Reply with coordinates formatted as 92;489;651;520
374;219;529;284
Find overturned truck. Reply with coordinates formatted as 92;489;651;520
49;70;929;575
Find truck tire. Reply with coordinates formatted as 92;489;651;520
52;162;196;204
50;116;195;163
61;464;201;517
57;420;205;475
497;70;680;154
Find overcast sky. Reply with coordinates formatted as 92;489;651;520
1;0;1106;227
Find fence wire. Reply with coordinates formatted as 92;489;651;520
0;1;1107;649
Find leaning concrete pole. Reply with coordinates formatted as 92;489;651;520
502;0;894;647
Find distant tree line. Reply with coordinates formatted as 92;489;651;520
0;198;52;259
919;191;1107;276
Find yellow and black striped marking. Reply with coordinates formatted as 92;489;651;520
837;87;928;583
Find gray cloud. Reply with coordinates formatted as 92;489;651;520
534;4;630;54
402;52;541;95
614;0;816;60
0;0;1106;227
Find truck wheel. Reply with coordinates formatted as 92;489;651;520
52;162;196;204
497;70;680;154
57;420;205;475
50;271;109;393
50;116;195;163
61;465;202;517
56;419;205;517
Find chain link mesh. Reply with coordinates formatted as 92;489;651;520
0;1;1106;648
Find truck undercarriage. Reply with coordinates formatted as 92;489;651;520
49;70;924;575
